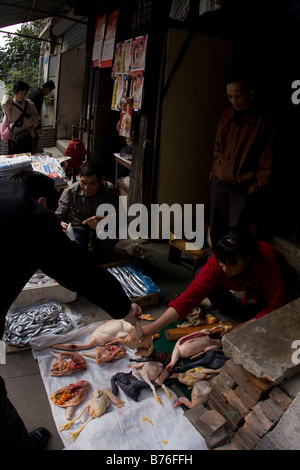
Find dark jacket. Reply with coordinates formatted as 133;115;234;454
210;105;274;193
0;180;131;337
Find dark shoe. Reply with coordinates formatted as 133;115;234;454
28;427;50;449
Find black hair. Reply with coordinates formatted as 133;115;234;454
225;76;255;93
42;80;55;90
13;80;30;94
79;161;104;183
214;228;259;265
10;169;58;211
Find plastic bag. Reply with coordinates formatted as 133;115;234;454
0;115;12;143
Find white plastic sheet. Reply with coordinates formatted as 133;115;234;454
31;321;208;451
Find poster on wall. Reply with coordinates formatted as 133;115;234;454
131;35;147;70
130;69;144;110
112;39;133;76
92;14;106;67
118;97;133;138
122;39;133;74
111;34;147;111
111;42;123;75
101;10;119;68
111;74;129;111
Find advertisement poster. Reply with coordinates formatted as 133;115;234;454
131;35;147;70
92;14;106;68
118;97;133;138
111;35;147;111
111;74;129;111
130;70;144;110
101;10;119;68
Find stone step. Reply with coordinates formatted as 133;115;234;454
272;235;300;273
56;139;71;155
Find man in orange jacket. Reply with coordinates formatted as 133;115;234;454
209;77;275;248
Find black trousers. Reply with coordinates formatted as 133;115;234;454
210;177;250;248
0;376;34;450
210;177;271;248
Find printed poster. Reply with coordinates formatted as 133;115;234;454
92;14;106;68
111;74;129;111
130;69;144;110
131;35;147;70
101;10;119;69
118;98;133;138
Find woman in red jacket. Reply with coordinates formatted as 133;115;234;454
141;229;295;338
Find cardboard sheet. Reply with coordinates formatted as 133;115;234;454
31;321;207;451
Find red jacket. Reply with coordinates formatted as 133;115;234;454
169;242;288;321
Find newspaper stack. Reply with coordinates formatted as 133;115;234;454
0;154;32;179
31;154;68;187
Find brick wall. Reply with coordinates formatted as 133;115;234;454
183;359;294;449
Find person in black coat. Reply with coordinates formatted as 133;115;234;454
0;170;140;449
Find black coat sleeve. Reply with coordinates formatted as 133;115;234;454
31;204;132;319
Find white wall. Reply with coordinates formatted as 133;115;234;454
157;29;233;224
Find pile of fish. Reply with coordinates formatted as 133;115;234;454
107;264;159;299
4;301;76;347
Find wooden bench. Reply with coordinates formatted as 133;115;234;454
168;238;208;272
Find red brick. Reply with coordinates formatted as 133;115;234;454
244;411;267;438
208;388;243;431
183;403;207;427
269;386;293;412
234;385;257;410
198;410;226;436
201;425;230;449
261;398;284;423
223;360;265;401
214;376;251;416
218;369;237;389
252;402;275;433
244;369;273;391
225;388;250;417
213;373;232;397
214;441;241;450
233;424;260;450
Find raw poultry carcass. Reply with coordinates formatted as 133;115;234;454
61;388;124;441
133;361;175;406
171;366;220;388
156;326;225;385
173;380;212;409
52;319;135;351
171;350;229;374
111;371;150;401
110;321;153;357
82;345;126;364
51;380;91;419
132;350;172;366
50;351;87;376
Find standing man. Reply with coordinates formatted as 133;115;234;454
28;80;55;153
209;77;275;248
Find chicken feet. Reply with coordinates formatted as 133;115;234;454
60;388;124;442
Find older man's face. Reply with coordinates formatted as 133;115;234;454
226;82;254;112
79;175;101;197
